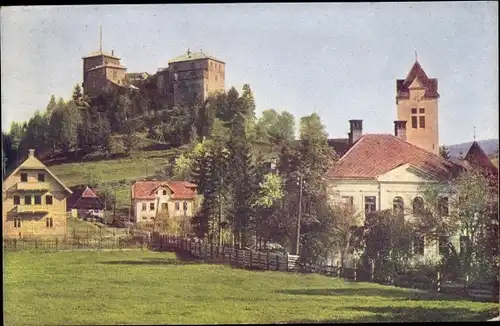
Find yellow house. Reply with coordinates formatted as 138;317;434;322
2;149;72;239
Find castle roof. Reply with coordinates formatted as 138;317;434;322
86;63;127;72
168;51;224;64
396;60;439;99
327;134;460;181
464;141;498;176
83;51;121;60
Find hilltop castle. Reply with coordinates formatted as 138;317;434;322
82;30;225;107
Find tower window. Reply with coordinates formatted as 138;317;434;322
419;116;425;128
412;116;418;129
21;173;28;182
419;108;425;114
411;108;417;114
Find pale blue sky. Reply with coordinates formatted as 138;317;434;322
1;3;498;145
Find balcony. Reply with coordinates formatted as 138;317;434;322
16;182;50;191
17;205;50;214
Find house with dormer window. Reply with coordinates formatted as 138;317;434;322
2;149;72;238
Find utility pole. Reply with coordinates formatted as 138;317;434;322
296;173;303;256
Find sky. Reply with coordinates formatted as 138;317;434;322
1;3;498;145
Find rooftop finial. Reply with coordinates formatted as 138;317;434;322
99;26;102;52
187;48;191;55
473;126;476;141
414;50;418;62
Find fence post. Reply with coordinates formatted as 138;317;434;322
276;254;279;271
267;251;270;270
35;239;38;250
437;271;441;293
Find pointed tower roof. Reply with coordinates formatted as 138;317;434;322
464;141;498;175
397;60;440;99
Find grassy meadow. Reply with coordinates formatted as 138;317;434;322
4;250;499;325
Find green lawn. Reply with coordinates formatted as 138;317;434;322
4;251;499;325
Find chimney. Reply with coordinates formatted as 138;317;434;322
111;49;114;56
348;120;363;145
28;149;35;157
394;120;407;141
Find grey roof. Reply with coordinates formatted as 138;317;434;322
168;51;224;64
83;51;121;60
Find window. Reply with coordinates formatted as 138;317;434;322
215;75;218;82
150;202;155;211
183;201;188;211
364;196;376;216
411;116;418;129
141;203;147;211
113;70;117;78
46;218;53;228
45;195;53;205
38;173;45;182
413;235;425;255
460;236;468;253
438;197;449;216
14;218;21;228
21;173;28;182
163;190;167;196
162;203;168;210
175;202;180;211
34;195;42;205
13;195;20;205
142;216;147;220
24;195;32;205
419;116;425;128
411;108;417;114
439;236;450;255
393;196;404;216
419;108;425;114
412;197;424;216
341;196;354;210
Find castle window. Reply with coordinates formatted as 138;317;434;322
142;203;147;211
419;116;425;128
162;203;168;210
21;173;28;182
419;108;425;114
163;190;167;196
183;201;188;211
411;116;418;129
24;195;32;205
14;218;21;228
38;173;45;182
150;202;155;211
411;108;417;114
175;202;180;211
215;75;218;82
34;195;42;205
113;70;117;78
46;217;54;228
13;195;20;205
46;195;53;205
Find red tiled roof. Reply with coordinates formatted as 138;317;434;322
327;134;459;180
132;180;197;200
396;61;439;99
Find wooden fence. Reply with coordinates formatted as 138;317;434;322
152;234;499;303
3;235;150;251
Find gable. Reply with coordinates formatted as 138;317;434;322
377;163;439;183
409;77;424;89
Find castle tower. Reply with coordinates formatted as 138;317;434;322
82;27;127;98
396;58;440;155
165;49;225;107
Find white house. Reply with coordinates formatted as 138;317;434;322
327;120;462;266
130;180;197;224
